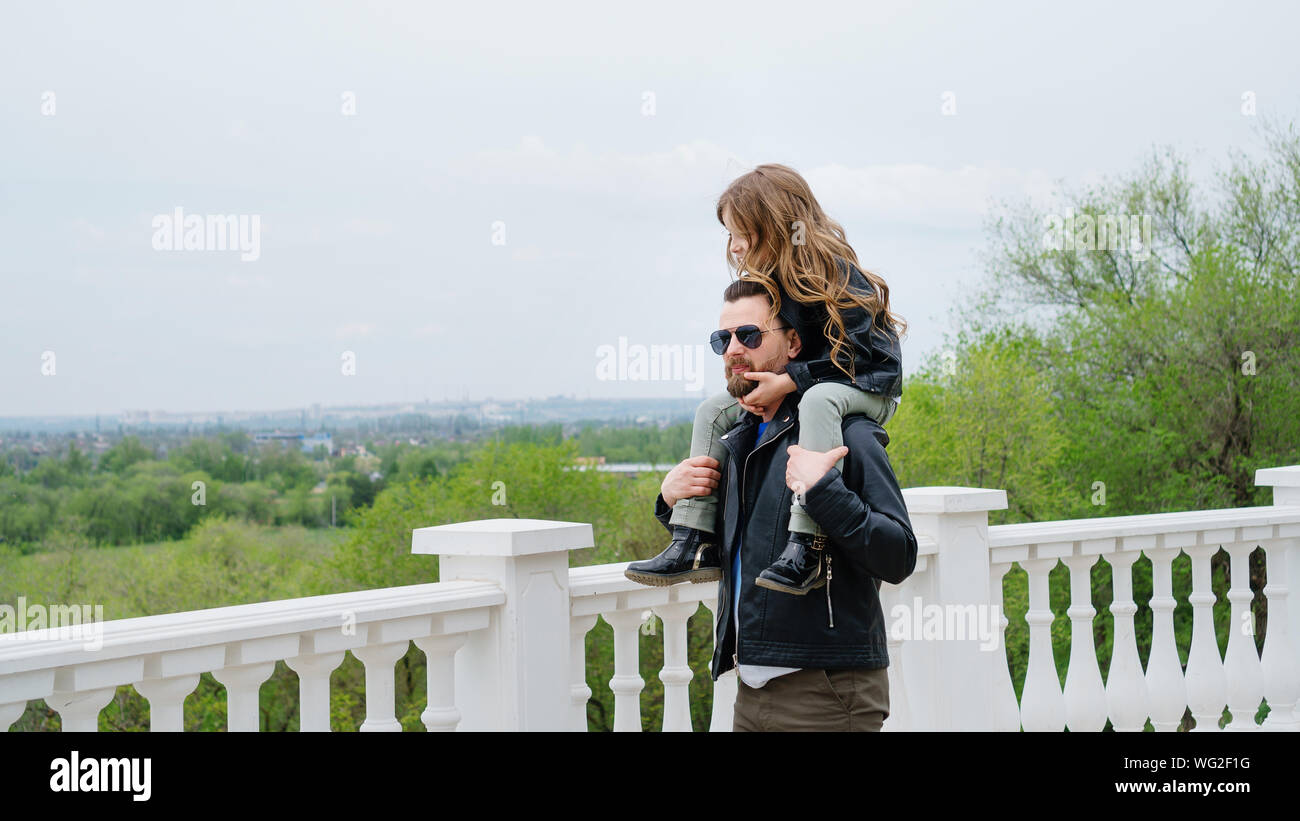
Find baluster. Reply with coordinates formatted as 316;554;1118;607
1019;557;1065;731
47;658;143;732
1145;546;1187;731
1260;538;1300;730
284;652;345;732
212;663;275;732
134;676;198;732
653;601;698;732
568;614;599;731
47;687;117;732
352;641;410;732
880;579;913;732
214;636;299;732
0;669;54;731
1105;550;1150;731
0;701;26;730
1062;553;1107;731
1184;544;1227;731
1223;541;1265;730
988;561;1020;731
136;647;223;733
602;609;645;731
413;633;467;732
700;597;736;732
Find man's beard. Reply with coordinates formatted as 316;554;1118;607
724;353;785;400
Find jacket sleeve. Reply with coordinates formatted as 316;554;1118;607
783;262;901;397
800;419;917;584
653;493;675;535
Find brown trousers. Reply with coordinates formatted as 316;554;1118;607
733;666;890;732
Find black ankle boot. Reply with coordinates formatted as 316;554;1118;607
624;525;722;586
755;531;827;595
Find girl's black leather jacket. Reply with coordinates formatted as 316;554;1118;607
774;258;903;400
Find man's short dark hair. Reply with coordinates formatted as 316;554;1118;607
722;277;772;305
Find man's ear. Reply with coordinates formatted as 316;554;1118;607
786;328;802;359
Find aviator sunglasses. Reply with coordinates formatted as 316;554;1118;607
709;324;790;355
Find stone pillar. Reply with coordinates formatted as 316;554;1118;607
412;518;593;731
1255;466;1300;659
901;486;1008;731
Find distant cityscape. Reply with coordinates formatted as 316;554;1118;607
0;395;701;461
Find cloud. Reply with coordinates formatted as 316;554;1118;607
451;136;739;199
343;218;395;236
453;137;1059;227
335;322;374;339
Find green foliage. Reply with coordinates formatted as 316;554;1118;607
98;436;153;474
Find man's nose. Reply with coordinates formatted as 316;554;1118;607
726;333;749;357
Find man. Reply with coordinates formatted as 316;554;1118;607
626;279;918;731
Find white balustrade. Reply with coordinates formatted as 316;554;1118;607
700;597;736;732
5;467;1300;733
1145;545;1187;731
1260;538;1300;730
653;600;700;732
1020;556;1066;731
988;559;1021;731
1184;542;1228;731
1;580;501;732
567;614;599;731
1223;540;1266;730
604;609;646;731
1062;552;1107;731
414;631;468;732
1105;549;1150;731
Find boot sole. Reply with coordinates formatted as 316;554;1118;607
624;568;724;586
754;574;827;595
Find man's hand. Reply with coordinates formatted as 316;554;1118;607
740;371;796;416
785;444;849;498
661;456;722;508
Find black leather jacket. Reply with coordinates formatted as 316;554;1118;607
653;391;918;680
776;258;903;400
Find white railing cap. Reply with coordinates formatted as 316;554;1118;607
903;486;1009;514
412;518;594;557
1256;465;1300;487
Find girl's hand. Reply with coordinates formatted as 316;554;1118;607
740;371;796;416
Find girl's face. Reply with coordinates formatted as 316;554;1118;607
721;206;754;269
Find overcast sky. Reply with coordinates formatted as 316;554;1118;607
2;0;1296;418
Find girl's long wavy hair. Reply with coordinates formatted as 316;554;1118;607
717;163;907;381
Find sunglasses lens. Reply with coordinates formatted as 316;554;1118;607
709;330;730;355
736;325;764;348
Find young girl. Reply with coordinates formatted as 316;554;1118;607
625;163;907;595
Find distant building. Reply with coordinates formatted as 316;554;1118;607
252;431;333;455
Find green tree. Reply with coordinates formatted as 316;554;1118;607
98;436;153;474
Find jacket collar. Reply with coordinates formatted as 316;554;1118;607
725;389;802;450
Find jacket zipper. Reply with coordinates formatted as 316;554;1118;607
733;415;792;670
825;554;834;628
